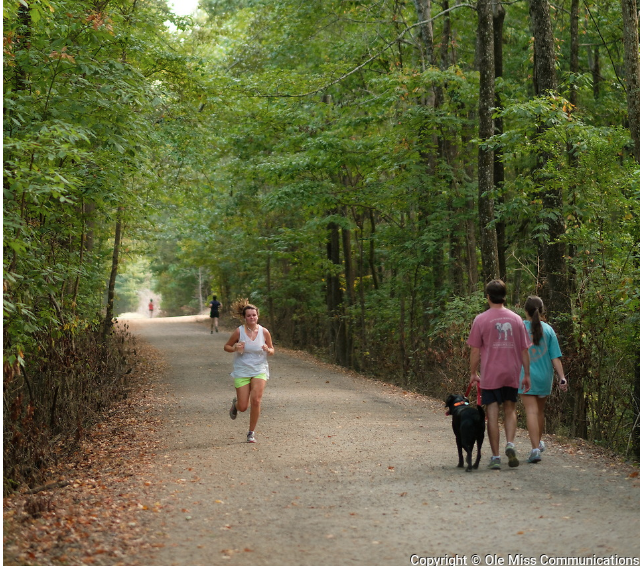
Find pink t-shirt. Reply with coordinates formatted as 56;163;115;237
467;306;531;389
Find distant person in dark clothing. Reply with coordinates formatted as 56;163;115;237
209;295;222;333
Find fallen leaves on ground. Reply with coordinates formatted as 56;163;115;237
3;341;169;566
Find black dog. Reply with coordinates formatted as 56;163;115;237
445;394;485;472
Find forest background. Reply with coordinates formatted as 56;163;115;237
3;0;639;491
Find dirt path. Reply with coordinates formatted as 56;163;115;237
127;315;639;566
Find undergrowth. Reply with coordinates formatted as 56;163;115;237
3;323;139;494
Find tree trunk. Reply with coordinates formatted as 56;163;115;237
449;208;465;296
342;225;355;307
493;0;507;282
15;3;31;92
541;200;568;326
621;0;640;161
413;0;435;70
569;0;580;108
530;0;571;331
466;194;479;293
356;221;368;370
477;0;499;283
541;180;571;331
440;0;465;298
461;120;479;293
341;220;354;367
440;0;453;69
368;210;380;290
103;208;123;339
399;280;409;381
631;360;640;459
266;254;275;334
72;201;90;311
326;218;347;365
589;46;600;100
567;0;580;305
530;0;557;94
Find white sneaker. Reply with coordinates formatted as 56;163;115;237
539;441;546;452
247;431;256;443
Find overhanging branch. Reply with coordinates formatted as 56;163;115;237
251;3;477;99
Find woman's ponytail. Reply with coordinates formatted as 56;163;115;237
230;298;259;320
524;296;544;346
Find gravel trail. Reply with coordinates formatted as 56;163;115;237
127;315;640;566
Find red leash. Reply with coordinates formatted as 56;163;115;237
465;381;482;406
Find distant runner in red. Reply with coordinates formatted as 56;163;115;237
148;299;154;318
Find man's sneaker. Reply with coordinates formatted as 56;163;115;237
229;398;238;420
505;445;520;468
211;330;213;334
528;449;542;463
215;327;219;333
247;431;256;443
539;441;546;452
488;457;501;470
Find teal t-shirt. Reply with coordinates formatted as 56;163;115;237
519;320;562;396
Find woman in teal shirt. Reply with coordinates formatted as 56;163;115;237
519;296;568;463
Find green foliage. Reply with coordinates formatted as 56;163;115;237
4;0;638;469
144;0;637;456
4;0;155;356
3;0;208;488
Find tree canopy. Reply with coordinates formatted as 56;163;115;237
3;0;639;485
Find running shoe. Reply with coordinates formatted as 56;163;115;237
539;441;546;452
488;457;501;470
247;431;256;443
229;398;238;420
527;449;542;463
505;445;520;468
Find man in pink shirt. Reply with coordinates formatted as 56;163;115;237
467;280;531;470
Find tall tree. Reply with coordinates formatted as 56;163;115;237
493;0;507;282
477;0;499;282
569;0;580;108
326;217;347;365
530;0;557;93
414;0;436;71
103;209;123;339
620;0;640;161
529;0;571;327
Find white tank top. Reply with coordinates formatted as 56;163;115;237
230;325;270;379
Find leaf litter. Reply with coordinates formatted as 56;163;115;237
3;340;169;566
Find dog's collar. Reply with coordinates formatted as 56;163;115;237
445;399;469;416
